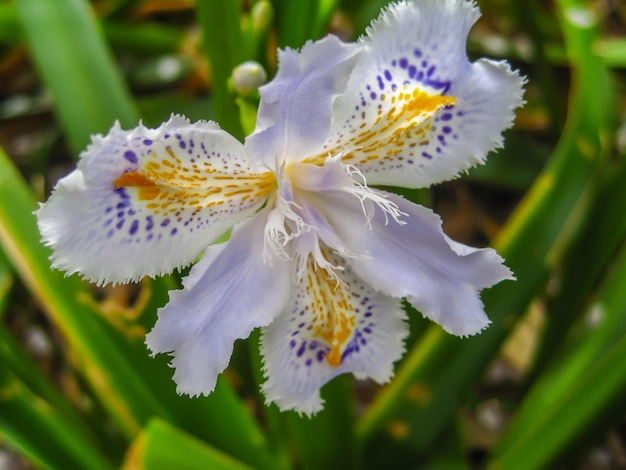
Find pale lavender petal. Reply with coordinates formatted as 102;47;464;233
36;115;274;285
261;256;406;415
325;0;525;187
245;35;362;168
320;190;514;336
146;209;292;396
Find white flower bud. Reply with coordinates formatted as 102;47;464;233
231;61;267;95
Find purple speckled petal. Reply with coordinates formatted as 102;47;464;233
320;190;514;337
146;209;292;397
261;254;406;415
324;0;525;188
245;35;362;168
36;114;274;285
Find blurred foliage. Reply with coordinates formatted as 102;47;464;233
1;0;626;468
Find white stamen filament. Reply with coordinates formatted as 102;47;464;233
345;163;408;227
263;156;406;287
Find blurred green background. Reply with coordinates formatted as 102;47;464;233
1;0;626;468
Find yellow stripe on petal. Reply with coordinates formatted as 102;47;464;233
114;147;275;217
36;115;276;286
340;86;454;165
305;84;454;172
303;255;357;368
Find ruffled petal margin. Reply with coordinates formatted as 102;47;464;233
36;115;273;285
325;0;525;188
146;209;292;396
246;35;362;168
261;255;406;415
320;190;514;337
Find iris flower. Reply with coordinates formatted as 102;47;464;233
37;0;525;414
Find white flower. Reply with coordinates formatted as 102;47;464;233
36;0;524;415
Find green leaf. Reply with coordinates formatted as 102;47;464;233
0;2;20;43
195;1;245;139
0;249;13;316
15;0;139;154
121;418;254;470
286;376;356;470
0;324;95;438
273;0;320;48
494;237;626;464
594;37;626;67
0;363;113;470
102;21;185;55
528;156;626;380
491;335;626;468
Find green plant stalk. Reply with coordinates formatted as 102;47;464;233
247;329;292;470
240;1;273;66
248;324;356;470
286;376;356;470
0;3;20;43
356;0;612;458
274;0;320;48
102;21;185;55
513;0;564;131
0;363;113;470
15;0;139;154
0;249;12;315
312;0;338;40
195;1;245;139
121;418;254;470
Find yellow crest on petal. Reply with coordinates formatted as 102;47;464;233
114;146;275;216
303;255;357;368
341;85;455;166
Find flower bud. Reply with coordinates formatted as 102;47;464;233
231;61;267;95
251;0;273;34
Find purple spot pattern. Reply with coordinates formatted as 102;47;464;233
93;121;270;257
323;41;468;178
278;264;393;381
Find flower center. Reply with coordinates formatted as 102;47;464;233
262;157;407;368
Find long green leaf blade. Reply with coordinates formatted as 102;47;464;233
494;235;626;462
0;249;12;315
490;335;626;469
0;363;114;470
122;418;254;470
15;0;139;153
195;1;244;138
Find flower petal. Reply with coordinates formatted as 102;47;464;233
245;35;362;168
323;0;525;187
261;253;407;415
320;190;514;337
36;115;274;285
145;209;292;396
